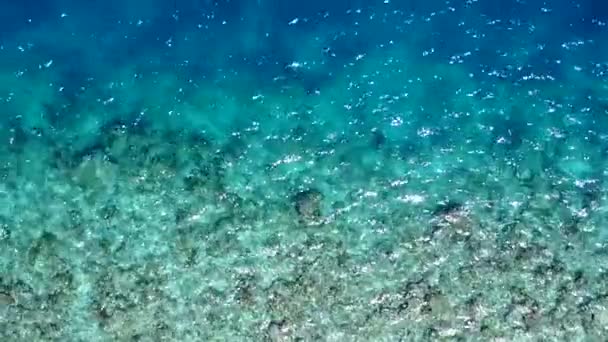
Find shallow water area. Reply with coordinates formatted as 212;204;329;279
1;0;608;340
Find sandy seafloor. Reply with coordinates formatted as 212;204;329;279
0;0;608;341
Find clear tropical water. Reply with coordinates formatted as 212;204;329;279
0;0;607;340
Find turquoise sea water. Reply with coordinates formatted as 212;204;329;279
0;0;607;340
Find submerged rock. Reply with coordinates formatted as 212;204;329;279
370;129;386;149
0;292;15;306
430;200;475;241
266;319;290;342
71;154;117;191
292;189;324;224
0;217;10;241
27;231;60;265
432;200;463;217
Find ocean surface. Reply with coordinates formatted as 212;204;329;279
0;0;607;340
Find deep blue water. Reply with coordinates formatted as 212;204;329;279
1;0;608;340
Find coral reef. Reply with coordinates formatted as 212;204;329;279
0;0;607;340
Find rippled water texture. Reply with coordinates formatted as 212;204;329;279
1;0;608;340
